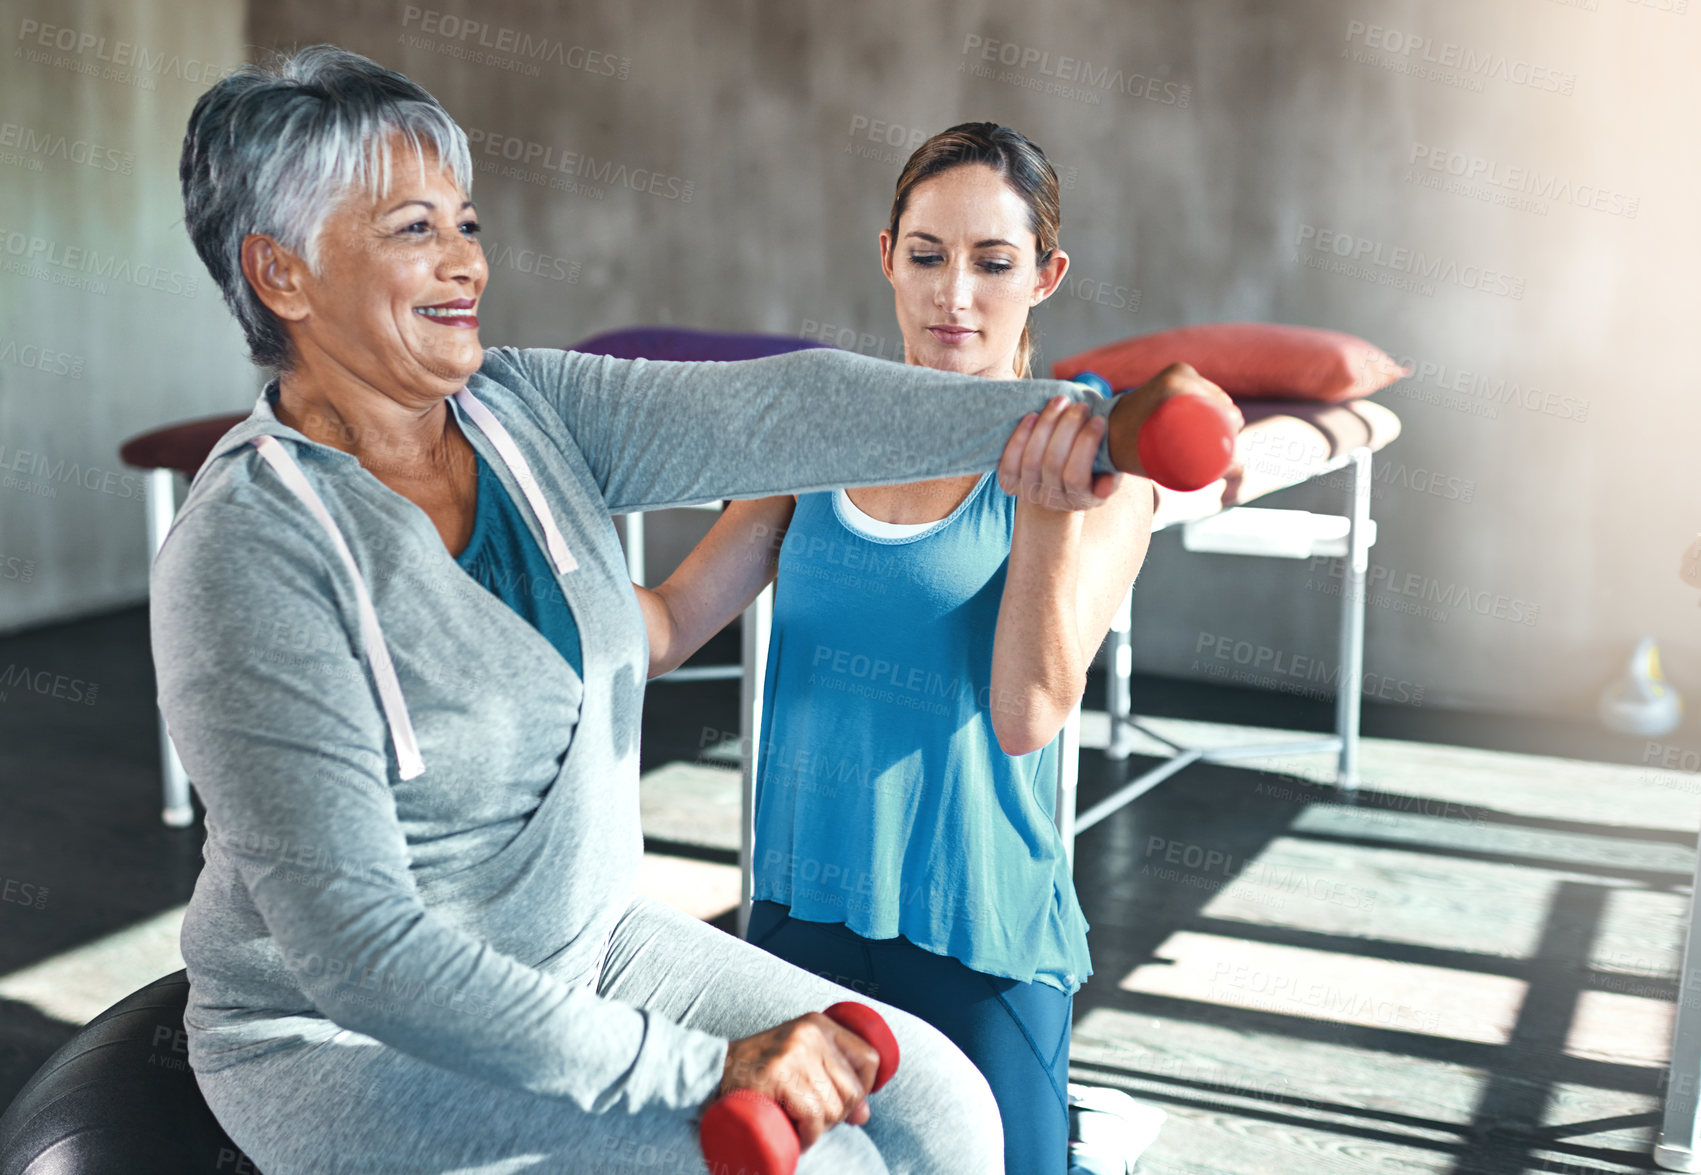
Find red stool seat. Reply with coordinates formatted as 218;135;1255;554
119;414;248;480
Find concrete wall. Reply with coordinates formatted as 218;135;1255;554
0;0;258;634
12;0;1696;722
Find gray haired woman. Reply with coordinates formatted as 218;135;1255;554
156;44;1234;1175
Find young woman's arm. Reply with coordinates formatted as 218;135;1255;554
989;402;1158;755
634;496;798;678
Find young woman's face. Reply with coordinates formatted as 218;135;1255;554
879;164;1067;379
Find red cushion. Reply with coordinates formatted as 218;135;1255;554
1052;322;1410;403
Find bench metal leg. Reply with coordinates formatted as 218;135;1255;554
622;511;646;587
737;584;773;940
146;469;194;828
159;732;193;829
1334;449;1371;796
1657;836;1701;1169
1055;702;1082;866
1105;589;1136;761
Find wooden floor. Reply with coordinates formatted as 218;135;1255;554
3;605;1699;1174
1064;717;1695;1175
639;693;1700;1175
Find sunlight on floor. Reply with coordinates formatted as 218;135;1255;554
1119;929;1528;1045
1567;988;1673;1068
634;852;740;923
0;905;187;1026
1070;1002;1491;1139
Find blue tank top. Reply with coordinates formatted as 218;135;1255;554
455;450;583;678
753;474;1092;993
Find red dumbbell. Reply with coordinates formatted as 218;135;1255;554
1069;369;1239;493
701;1002;900;1175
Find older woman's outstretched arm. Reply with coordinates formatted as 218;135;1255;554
494;345;1137;514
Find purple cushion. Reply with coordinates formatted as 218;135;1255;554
566;325;830;363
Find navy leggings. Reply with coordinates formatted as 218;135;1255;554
748;901;1072;1175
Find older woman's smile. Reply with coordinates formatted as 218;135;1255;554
415;297;479;327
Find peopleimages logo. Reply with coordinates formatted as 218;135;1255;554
464;128;694;202
1192;632;1426;704
1407;143;1638;218
844;115;929;167
0;121;134;174
1342;20;1577;95
0;442;141;500
847;116;928;153
0;875;49;911
0;230;199;297
0;663;99;705
1295;223;1525;300
477;236;580;283
15;18;238;86
799;318;902;362
960;34;1191;107
0;336;85;379
1306;555;1542;627
1315;459;1476;506
398;7;632;81
1385;351;1590;424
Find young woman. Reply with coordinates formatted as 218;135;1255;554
639;123;1157;1174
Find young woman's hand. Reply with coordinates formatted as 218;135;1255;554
997;394;1124;511
721;1013;882;1148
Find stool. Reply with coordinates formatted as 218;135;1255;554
119;414;248;827
0;969;256;1174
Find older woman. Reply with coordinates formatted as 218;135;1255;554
155;45;1236;1175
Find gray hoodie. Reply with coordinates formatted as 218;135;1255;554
150;344;1111;1115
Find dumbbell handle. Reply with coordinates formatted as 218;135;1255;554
1069;370;1238;493
700;1002;900;1175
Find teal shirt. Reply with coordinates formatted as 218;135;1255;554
455;450;583;679
753;475;1092;993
